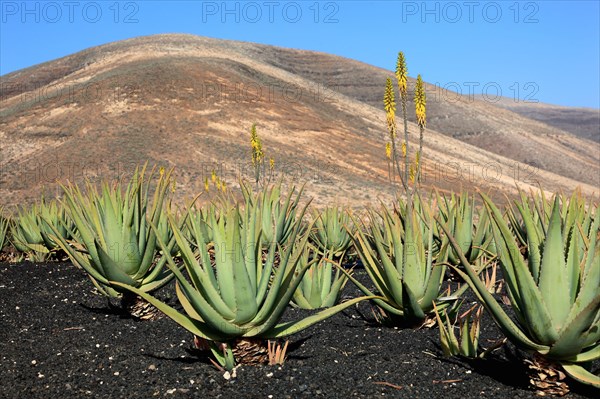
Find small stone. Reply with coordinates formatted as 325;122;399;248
148;364;157;371
31;360;37;365
166;388;176;394
266;372;274;378
113;372;119;376
223;371;232;380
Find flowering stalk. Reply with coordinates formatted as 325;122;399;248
414;74;426;185
250;123;264;186
385;142;392;183
384;78;400;186
396;52;410;192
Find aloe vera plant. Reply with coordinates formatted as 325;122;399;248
507;190;595;257
346;203;464;324
433;302;484;358
241;181;308;246
0;208;9;253
10;198;71;261
292;246;350;309
183;202;226;250
394;193;449;259
440;193;600;387
437;192;495;264
50;165;175;299
310;206;354;258
113;205;373;370
11;205;46;261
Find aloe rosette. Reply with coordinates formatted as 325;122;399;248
310;206;354;258
292;246;350;309
50;166;175;298
440;193;600;387
113;205;374;370
241;181;307;246
10;198;71;261
346;203;463;324
437;192;495;264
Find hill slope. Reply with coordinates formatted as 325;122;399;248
1;34;598;207
485;98;599;143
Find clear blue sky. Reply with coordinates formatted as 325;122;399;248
1;1;599;108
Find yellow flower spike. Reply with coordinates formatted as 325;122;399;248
383;78;396;114
211;170;217;183
415;74;427;129
401;142;407;158
159;166;165;177
250;123;264;166
204;177;209;193
270;157;275;171
385;142;392;160
384;78;397;139
250;123;265;184
395;52;408;95
171;180;176;193
387;115;397;139
409;164;415;183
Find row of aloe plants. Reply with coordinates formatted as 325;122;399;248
1;176;597;389
0;198;73;262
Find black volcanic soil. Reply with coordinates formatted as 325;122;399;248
0;261;597;399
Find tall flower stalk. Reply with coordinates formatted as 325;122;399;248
384;52;427;194
384;52;428;282
414;74;426;185
396;52;410;192
384;78;398;186
250;123;264;186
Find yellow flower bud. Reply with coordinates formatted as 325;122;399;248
415;74;427;129
250;123;264;166
383;78;396;115
395;52;408;95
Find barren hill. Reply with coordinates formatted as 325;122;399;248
1;34;598;207
482;98;599;143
